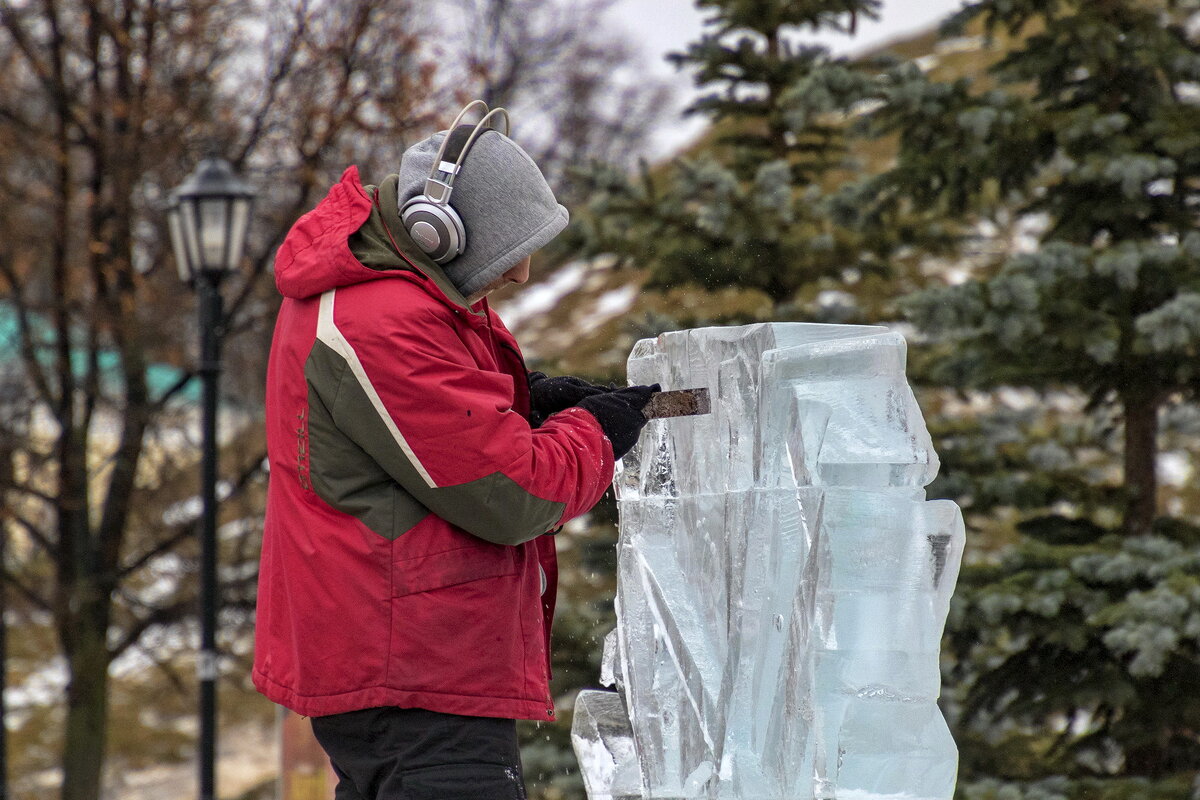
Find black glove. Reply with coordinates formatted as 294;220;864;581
575;384;660;460
528;371;610;427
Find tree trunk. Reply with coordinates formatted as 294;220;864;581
1121;393;1159;537
59;592;111;800
0;445;8;800
764;28;789;161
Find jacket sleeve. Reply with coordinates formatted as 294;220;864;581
308;284;615;546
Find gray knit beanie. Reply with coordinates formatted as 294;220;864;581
396;130;568;298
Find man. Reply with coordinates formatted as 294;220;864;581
253;102;656;800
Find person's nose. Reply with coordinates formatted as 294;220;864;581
506;258;531;285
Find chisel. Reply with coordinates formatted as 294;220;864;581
642;388;711;419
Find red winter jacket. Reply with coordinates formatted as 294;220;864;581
253;167;614;721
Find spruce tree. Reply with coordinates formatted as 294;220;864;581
858;0;1200;786
570;0;884;310
871;0;1200;536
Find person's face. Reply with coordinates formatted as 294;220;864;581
467;254;532;304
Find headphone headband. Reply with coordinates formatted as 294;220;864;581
402;100;511;265
423;103;510;204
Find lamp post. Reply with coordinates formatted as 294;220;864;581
167;156;255;800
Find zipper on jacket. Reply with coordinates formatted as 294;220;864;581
497;339;535;419
498;339;527;373
494;316;551;719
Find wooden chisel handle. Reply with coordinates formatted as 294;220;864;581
642;388;711;419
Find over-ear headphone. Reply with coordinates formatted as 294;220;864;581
400;100;510;264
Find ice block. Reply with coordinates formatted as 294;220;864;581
571;324;965;800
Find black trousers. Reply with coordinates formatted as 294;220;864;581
310;707;528;800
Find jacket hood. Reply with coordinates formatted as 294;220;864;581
396;130;568;299
273;166;474;311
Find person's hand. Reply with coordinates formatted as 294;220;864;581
575;384;660;460
528;371;610;427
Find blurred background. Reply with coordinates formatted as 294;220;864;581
2;1;1199;798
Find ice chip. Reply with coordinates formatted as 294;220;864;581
572;690;642;800
600;628;622;688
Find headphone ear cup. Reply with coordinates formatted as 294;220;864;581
400;197;466;264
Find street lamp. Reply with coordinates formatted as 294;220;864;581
168;156;255;800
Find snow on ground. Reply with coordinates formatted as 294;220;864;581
915;53;941;71
102;720;277;800
495;261;589;330
495;258;643;362
577;286;640;335
834;792;929;800
935;35;985;55
1013;213;1050;254
6;657;68;717
1160;451;1193;487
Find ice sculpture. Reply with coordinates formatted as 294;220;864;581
571;323;965;800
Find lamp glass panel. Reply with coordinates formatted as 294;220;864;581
226;197;251;272
167;206;193;282
178;199;204;273
198;198;231;271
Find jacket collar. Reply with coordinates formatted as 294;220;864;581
350;174;482;316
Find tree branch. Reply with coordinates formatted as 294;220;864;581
1;565;53;612
0;256;57;407
109;598;194;660
8;511;58;559
0;4;96;145
148;368;199;412
118;451;267;579
3;482;57;507
116;523;196;582
233;0;310;168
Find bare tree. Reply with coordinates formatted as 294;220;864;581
0;2;438;798
439;0;674;203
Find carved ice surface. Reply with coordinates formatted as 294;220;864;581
571;324;965;800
